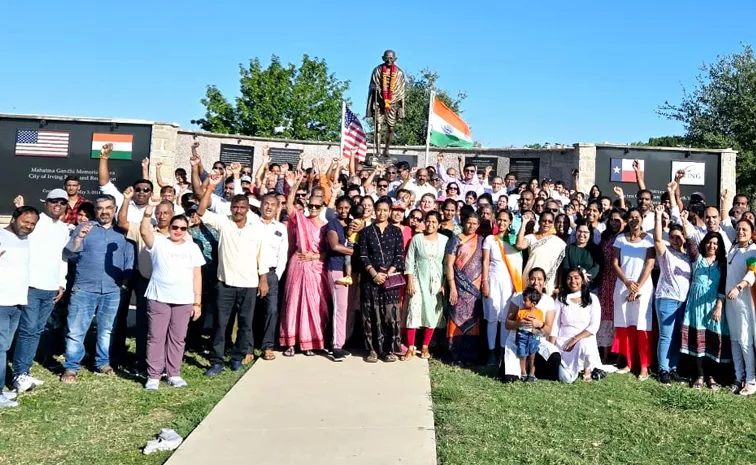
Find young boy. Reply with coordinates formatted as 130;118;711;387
509;286;544;382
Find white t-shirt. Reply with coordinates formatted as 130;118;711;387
145;235;206;304
0;229;31;306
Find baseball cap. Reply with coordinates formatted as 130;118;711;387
240;175;252;183
249;198;261;209
391;202;407;211
690;192;706;204
46;189;68;201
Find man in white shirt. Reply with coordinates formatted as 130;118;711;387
254;194;289;361
0;206;40;408
11;190;69;393
191;159;243;217
405;168;437;207
198;175;270;376
489;177;507;203
388;161;412;197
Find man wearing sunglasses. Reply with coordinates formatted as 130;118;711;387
191;160;243;217
373;179;390;201
388;161;412;196
98;144;154;223
436;154;485;200
8;190;70;393
199;174;270;376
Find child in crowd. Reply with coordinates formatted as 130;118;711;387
336;203;364;286
509;286;544;382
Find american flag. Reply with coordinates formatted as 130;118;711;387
15;129;70;157
342;106;367;162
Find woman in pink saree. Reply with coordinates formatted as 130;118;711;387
280;172;329;356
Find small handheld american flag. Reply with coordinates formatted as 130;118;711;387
342;106;367;162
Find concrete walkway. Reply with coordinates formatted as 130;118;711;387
167;354;437;465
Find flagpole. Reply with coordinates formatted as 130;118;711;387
424;89;435;167
339;100;346;160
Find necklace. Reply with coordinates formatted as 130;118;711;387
381;64;397;110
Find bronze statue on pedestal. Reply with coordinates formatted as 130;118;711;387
366;50;406;165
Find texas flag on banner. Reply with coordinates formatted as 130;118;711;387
610;158;644;183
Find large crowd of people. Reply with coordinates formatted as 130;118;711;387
1;143;755;409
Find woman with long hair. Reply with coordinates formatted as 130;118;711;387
558;220;600;292
358;198;405;363
554;213;571;244
652;205;691;384
551;267;602;383
596;209;625;360
439;198;461;239
680;230;730;390
445;182;460;201
482;209;523;365
588;185;602;202
725;218;756;395
612;207;656;380
280;172;329;357
582;201;605;244
403;211;448;360
325;195;355;362
445;213;484;364
516;211;567;294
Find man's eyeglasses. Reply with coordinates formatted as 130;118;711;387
464;169;476;173
387;170;397;174
47;200;67;206
296;192;307;198
308;203;323;210
378;184;388;188
171;225;188;231
134;187;151;193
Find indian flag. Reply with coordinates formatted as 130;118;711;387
429;97;473;148
90;133;134;160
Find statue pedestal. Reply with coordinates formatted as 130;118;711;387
363;152;397;168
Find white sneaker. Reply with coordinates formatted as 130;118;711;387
27;374;45;387
2;391;17;401
0;396;18;408
166;376;188;388
13;374;36;393
144;379;160;391
740;383;756;396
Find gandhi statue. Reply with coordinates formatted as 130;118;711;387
366;50;406;162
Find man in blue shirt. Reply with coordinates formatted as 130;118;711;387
60;195;134;383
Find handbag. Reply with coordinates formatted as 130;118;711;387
372;225;406;290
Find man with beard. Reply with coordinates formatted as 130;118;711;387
9;190;69;393
60;195;134;383
0;206;40;407
253;194;288;362
117;189;175;372
199;175;270;375
62;176;90;224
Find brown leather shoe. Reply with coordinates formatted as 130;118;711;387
242;354;255;365
98;365;116;376
262;349;276;361
60;370;77;383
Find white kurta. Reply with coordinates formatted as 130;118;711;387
725;244;756;384
553;294;602;384
482;236;520;323
612;234;654;331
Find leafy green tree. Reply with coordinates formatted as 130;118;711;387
629;135;689;147
658;45;756;193
192;55;349;141
365;69;466;146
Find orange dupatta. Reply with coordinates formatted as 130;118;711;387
495;235;523;293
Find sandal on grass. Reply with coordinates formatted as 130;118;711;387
693;379;704;390
283;347;295;357
707;377;721;391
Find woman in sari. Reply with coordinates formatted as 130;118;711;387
482;209;523;366
596;209;624;361
550;267;602;383
358;198;405;363
445;213;484;364
402;211;448;360
280;172;329;357
516;211;567;294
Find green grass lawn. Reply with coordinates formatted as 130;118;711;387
0;347;247;465
430;360;756;465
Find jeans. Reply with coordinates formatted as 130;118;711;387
63;289;121;373
111;275;148;367
0;306;22;388
515;330;540;358
12;288;57;376
257;273;279;351
655;298;685;372
211;282;256;365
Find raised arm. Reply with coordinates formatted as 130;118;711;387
720;189;730;222
632;159;646;191
98;143;113;186
673;170;685;211
612;185;626;210
348;148;356;177
255;150;270;186
197;173;222;217
653;205;667;257
140;197;161;249
190;156;205;198
363;163;382;192
118;187;134;231
436;153;452;184
155;161;169;188
515;213;533;251
285;171;303;216
141;158;150;180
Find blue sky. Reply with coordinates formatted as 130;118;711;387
1;1;754;147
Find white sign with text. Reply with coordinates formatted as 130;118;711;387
671;161;706;186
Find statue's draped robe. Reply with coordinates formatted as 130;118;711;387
366;65;406;127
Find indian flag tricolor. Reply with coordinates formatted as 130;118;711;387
90;133;134;160
428;97;473;148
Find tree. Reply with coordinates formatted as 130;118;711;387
629;135;689;147
658;45;756;193
192;55;349;141
365;69;466;146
